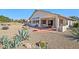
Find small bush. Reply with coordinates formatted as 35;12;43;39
39;41;48;49
35;40;48;49
2;26;9;30
73;23;79;28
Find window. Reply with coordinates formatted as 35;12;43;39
33;20;39;24
36;20;39;24
41;20;46;24
33;21;36;23
59;19;63;25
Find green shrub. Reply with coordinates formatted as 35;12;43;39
73;23;79;28
72;28;79;36
71;27;79;41
39;41;48;49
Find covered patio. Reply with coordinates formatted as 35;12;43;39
30;16;69;32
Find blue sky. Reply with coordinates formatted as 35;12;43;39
0;9;79;20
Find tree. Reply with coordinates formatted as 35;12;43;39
14;19;25;23
0;15;12;22
69;16;79;21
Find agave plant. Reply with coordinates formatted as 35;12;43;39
12;29;29;48
71;27;79;42
0;29;29;49
0;36;11;49
13;35;22;48
18;29;29;41
72;28;79;37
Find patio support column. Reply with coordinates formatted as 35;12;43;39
46;20;48;27
55;16;59;31
38;19;41;27
31;20;33;24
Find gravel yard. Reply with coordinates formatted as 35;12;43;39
29;27;79;49
0;23;79;49
0;22;22;39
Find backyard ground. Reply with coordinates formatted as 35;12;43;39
0;22;79;49
29;27;79;49
0;22;22;39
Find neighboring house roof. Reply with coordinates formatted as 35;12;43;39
29;10;72;20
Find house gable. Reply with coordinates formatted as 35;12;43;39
29;10;57;20
29;10;71;21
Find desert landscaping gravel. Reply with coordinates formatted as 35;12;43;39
0;23;79;49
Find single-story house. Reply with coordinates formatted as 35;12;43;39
28;10;73;32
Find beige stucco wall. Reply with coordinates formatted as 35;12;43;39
62;25;68;32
